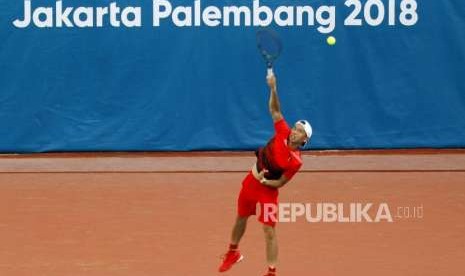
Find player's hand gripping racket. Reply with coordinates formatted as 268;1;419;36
256;28;282;78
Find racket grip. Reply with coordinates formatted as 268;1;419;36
267;68;274;78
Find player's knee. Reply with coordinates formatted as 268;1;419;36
263;225;276;241
236;215;248;226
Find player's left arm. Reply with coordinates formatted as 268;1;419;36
260;175;289;188
256;169;289;188
257;165;301;188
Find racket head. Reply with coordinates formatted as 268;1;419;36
256;28;282;68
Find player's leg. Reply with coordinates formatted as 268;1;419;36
258;189;279;275
231;215;249;245
263;224;278;275
232;173;259;246
220;218;248;272
219;217;251;273
218;216;248;272
219;174;257;272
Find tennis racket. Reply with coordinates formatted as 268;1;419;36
256;28;282;78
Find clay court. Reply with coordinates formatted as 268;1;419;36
2;0;464;275
1;150;464;276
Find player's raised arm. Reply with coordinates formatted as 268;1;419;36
266;74;284;122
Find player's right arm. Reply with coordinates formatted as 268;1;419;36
267;74;284;123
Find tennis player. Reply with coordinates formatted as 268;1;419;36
218;73;312;276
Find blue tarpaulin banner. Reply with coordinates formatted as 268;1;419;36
0;0;464;152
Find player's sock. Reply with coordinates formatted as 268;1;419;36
229;243;238;251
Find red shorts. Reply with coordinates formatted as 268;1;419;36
237;172;279;227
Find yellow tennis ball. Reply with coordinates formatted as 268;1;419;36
327;36;336;46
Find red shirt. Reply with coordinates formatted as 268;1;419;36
256;119;303;181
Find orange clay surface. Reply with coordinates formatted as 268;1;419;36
0;150;464;276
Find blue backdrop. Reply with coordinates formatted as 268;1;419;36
0;0;464;152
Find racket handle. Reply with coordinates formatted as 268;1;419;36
267;68;274;78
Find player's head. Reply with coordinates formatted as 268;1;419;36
290;120;312;147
